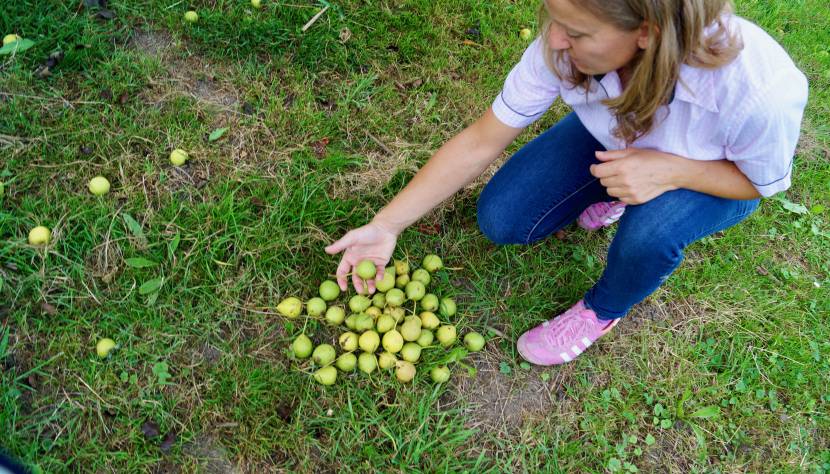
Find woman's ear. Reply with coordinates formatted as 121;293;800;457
637;21;655;49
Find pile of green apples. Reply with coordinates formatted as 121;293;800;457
279;254;485;386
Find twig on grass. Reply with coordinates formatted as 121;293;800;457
301;5;329;32
366;131;392;155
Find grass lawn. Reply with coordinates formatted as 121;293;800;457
1;0;829;472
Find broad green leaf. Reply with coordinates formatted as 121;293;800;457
690;423;708;452
122;213;146;242
0;39;36;55
125;257;157;268
774;196;808;214
147;290;159;306
690;405;721;419
208;127;228;142
139;277;163;295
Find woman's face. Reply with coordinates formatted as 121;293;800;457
545;0;649;76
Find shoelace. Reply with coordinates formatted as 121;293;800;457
542;307;594;348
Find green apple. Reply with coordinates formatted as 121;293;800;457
357;352;377;374
292;334;313;359
400;342;421;363
416;329;433;347
385;288;405;307
365;306;382;319
405;281;425;301
354;313;374;332
319;280;340;301
250;0;262;8
395;360;416;383
325;306;345;325
439;297;457;318
339;332;358;352
394;259;409;276
184;10;199;23
344;314;357;330
430;366;450;383
335;352;356;372
395;273;410;289
411;268;430;286
306;297;326;317
436;325;457;348
314;366;337;385
376;314;396;334
375;266;396;292
520;28;532;40
348;295;371;313
381;329;404;353
170;149;188;165
356;259;376;280
400;317;422;342
28;226;51;245
312;344;336;366
378;352;397;369
88;176;111;195
419;311;440;330
463;332;485;352
276;297;302;318
96;338;116;358
422;254;443;272
358;331;380;353
421;293;439;312
371;292;386;308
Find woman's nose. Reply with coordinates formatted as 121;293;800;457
547;24;571;50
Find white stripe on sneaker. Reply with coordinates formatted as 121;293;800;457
581;337;592;347
560;352;572;362
571;345;582;355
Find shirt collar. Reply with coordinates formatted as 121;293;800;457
674;64;719;113
592;65;719;113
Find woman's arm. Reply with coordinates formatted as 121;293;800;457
325;107;523;292
590;148;762;204
668;156;761;200
372;107;525;234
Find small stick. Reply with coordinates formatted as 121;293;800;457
301;5;329;32
366;131;392;155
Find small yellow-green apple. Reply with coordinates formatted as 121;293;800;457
28;226;51;245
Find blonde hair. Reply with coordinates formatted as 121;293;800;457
539;0;743;144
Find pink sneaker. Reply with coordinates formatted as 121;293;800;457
517;300;618;366
578;201;627;231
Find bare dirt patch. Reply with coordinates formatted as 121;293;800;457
183;435;240;474
442;345;554;435
130;29;174;59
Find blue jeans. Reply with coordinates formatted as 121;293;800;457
477;113;760;320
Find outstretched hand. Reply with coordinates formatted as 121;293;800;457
324;221;399;294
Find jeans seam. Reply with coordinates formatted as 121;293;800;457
524;177;600;244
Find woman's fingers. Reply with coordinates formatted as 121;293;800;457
325;231;356;255
335;258;352;291
352;271;365;295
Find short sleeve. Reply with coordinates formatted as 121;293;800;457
491;37;561;129
725;70;808;197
